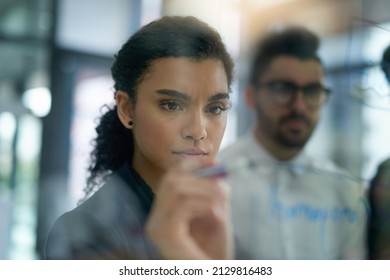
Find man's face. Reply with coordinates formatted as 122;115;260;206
251;55;325;151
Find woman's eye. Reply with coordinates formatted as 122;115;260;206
160;101;182;111
207;103;230;115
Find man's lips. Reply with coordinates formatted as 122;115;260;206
173;149;208;158
281;116;310;130
285;118;307;129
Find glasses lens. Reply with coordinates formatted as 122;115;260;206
267;81;296;105
259;80;330;108
303;84;328;107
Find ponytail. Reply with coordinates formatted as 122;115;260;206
83;105;133;198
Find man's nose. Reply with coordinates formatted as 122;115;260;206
290;91;307;112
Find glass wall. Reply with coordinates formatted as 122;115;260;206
1;0;390;260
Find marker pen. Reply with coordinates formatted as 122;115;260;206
194;157;255;178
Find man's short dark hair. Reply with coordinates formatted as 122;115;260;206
381;44;390;83
249;27;322;86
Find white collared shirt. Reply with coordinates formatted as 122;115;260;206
218;132;368;259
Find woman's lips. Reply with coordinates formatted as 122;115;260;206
173;149;208;158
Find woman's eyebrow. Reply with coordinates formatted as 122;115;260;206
156;89;190;101
208;92;230;102
156;89;229;102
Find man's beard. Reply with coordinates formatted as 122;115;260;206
274;113;314;148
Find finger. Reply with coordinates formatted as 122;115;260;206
157;171;222;198
146;197;217;245
159;182;229;224
152;176;229;220
179;157;217;173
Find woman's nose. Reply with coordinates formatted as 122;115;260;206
181;110;207;141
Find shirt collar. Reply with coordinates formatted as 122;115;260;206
248;130;311;175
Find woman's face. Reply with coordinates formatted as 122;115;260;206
122;57;230;188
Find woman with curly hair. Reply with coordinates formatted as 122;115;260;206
45;16;235;260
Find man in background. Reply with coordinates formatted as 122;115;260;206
219;27;367;259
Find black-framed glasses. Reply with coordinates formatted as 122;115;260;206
255;79;331;109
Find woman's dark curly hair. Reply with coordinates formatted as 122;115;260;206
83;16;234;198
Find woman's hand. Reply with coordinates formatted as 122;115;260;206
145;159;233;260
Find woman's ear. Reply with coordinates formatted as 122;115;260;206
116;90;134;129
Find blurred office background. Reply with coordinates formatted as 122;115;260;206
0;0;389;259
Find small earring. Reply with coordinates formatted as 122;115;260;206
128;120;133;127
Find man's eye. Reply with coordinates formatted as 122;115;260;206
272;82;295;92
160;101;182;111
304;85;323;95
